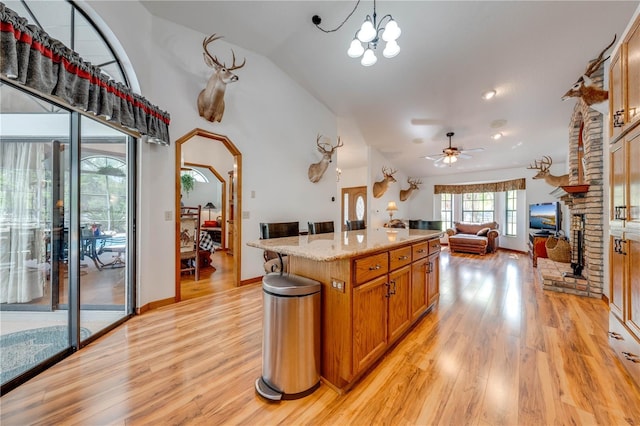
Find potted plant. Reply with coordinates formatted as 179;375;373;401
181;173;195;196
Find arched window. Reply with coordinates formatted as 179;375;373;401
3;0;128;86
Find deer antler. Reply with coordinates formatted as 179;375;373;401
583;34;617;78
203;33;246;70
382;166;397;177
527;156;552;172
408;178;423;187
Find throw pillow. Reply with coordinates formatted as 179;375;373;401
476;227;490;236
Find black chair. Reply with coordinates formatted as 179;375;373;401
346;220;366;231
259;222;299;274
259;222;299;239
308;221;334;235
409;220;444;231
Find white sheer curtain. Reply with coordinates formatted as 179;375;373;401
0;142;46;303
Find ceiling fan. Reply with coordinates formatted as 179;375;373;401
423;132;484;167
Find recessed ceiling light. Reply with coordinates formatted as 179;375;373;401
491;132;503;140
482;90;497;100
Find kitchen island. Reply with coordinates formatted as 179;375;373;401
248;228;442;392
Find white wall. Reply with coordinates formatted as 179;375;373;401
87;1;337;305
406;164;569;252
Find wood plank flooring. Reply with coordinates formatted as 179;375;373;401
3;249;640;425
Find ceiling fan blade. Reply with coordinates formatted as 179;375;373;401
458;153;472;159
423;154;443;161
434;159;448;168
460;147;484;153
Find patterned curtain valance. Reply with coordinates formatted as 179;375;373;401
434;178;526;195
0;3;171;145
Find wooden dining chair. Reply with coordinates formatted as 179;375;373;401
308;221;334;235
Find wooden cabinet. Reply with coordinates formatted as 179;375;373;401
286;233;442;392
387;265;411;343
609;15;640;138
528;233;549;267
352;252;412;375
353;275;388;373
427;252;440;306
410;258;428;321
610;126;640;230
608;233;640;386
608;16;640;388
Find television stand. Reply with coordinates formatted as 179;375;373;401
529;232;550;267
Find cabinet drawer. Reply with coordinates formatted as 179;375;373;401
609;314;640;387
412;242;429;261
428;238;441;254
389;246;412;271
354;252;389;285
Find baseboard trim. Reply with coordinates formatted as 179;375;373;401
136;297;176;314
241;276;262;286
602;293;609;304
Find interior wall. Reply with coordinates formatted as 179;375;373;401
87;1;337;304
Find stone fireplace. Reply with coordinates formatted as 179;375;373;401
539;67;605;298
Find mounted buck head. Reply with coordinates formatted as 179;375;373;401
308;135;343;183
373;167;397;198
527;156;569;187
562;34;616;106
399;178;422;202
197;34;246;123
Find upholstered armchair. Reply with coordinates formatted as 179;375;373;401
445;221;499;255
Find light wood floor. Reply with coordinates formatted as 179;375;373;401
180;250;236;300
3;249;640;425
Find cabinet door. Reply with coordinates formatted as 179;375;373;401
610;233;625;320
353;275;388;373
410;258;428;321
627;234;640;338
626;19;640;130
627;129;640;228
387;266;411;343
427;253;440;307
610;49;624;139
611;139;626;226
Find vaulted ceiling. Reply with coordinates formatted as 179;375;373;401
141;1;639;177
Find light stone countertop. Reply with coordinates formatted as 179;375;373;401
247;228;443;261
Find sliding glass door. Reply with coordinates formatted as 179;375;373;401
0;82;136;392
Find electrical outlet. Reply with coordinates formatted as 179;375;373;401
331;279;345;293
164;211;173;221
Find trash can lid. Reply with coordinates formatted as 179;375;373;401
262;273;321;296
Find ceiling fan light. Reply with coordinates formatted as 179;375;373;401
381;19;401;41
443;155;457;164
357;18;376;42
361;48;377;66
383;40;400;58
491;132;503;140
347;38;365;58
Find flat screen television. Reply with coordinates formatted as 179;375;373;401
529;202;561;234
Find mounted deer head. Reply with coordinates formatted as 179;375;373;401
197;34;246;123
373;167;397;198
399;178;422;202
562;34;616;106
527;156;569;187
308;135;343;183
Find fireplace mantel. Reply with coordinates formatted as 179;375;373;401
550;184;590;199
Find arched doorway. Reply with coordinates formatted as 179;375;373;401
175;129;242;301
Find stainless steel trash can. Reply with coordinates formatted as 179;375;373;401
255;273;321;401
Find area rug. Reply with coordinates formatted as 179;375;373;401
1;325;91;383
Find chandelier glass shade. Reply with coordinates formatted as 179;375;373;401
442;155;458;164
347;1;401;66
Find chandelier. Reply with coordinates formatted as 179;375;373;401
312;0;401;67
